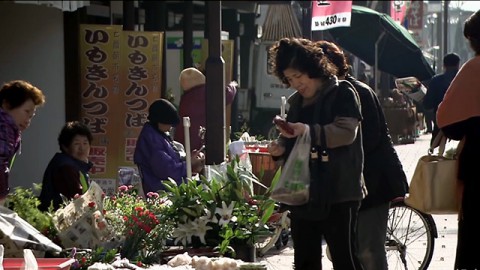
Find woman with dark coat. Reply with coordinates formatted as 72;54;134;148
134;99;205;193
318;40;408;270
39;121;93;211
436;9;480;269
267;37;366;270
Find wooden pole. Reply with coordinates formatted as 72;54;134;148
205;1;226;165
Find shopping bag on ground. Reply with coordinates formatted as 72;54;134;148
271;125;311;205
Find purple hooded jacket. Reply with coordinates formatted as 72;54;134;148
134;122;187;193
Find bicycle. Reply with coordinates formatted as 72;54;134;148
386;197;437;270
326;197;437;270
255;208;291;257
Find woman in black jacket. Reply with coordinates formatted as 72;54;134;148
318;40;408;270
268;37;366;270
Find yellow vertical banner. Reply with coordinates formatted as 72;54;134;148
79;24;122;194
79;25;164;194
119;31;164;167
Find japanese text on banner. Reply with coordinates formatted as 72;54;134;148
311;0;353;31
79;25;164;191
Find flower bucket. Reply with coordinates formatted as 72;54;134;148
231;243;256;262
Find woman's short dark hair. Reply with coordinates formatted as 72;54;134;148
58;121;93;150
0;80;46;109
316;40;349;77
464;9;480;55
268;37;338;87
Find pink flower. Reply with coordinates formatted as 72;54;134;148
146;192;159;198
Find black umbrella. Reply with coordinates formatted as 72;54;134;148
328;5;435;82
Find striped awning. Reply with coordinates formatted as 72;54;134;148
261;5;302;42
13;1;90;12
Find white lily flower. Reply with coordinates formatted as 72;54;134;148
172;223;194;246
203;208;218;223
191;218;213;244
215;201;236;227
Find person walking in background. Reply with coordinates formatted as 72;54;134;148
174;67;237;151
423;53;460;145
0;80;45;204
423;106;434;134
267;37;365;270
318;40;408;270
436;9;480;270
38;121;93;211
415;100;432;134
134;99;205;194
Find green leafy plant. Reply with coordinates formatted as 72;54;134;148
234;122;265;141
5;185;59;244
159;157;277;256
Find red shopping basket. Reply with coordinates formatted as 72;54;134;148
249;152;278;195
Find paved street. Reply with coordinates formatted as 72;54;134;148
258;133;459;270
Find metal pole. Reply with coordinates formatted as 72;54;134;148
443;0;449;58
183;117;192;179
432;20;436;71
375;32;386;95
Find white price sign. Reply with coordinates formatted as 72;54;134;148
311;1;353;31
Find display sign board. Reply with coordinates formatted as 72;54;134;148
79;25;163;192
312;0;353;31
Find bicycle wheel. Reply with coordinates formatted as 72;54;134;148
255;211;290;257
386;200;436;270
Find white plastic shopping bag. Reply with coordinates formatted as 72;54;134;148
271;125;311;205
23;249;38;270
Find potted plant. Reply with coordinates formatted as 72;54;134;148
102;185;173;265
158;157;278;262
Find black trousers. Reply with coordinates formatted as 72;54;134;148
290;200;364;270
455;180;480;270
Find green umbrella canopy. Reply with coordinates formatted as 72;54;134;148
328;5;435;81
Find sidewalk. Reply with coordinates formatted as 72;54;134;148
258;133;459;269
